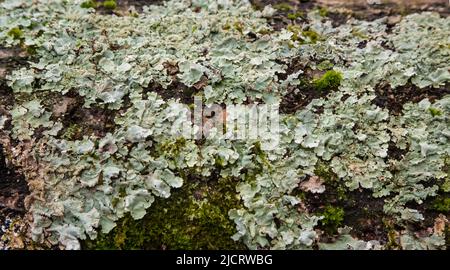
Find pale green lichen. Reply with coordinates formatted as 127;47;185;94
0;0;449;250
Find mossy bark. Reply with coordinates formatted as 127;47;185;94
82;176;246;250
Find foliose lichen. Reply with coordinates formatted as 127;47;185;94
0;0;448;250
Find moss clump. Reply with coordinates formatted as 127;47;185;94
335;185;349;201
80;0;97;9
319;206;345;234
441;157;450;192
351;29;369;39
317;7;328;17
155;137;187;156
103;0;117;10
287;13;298;20
314;70;343;91
287;12;304;20
62;124;83;140
251;2;263;11
222;22;231;31
317;60;334;71
25;45;37;55
429;107;442;117
302;30;320;44
252;141;271;168
233;21;244;33
386;229;401;250
432;197;450;212
287;25;301;41
257;28;271;35
313;162;347;200
273;3;294;12
442;179;450;193
287;25;321;44
7;27;23;40
82;177;245;250
314;162;338;183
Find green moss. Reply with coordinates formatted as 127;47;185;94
233;21;244;33
25;45;37;55
381;218;401;250
273;3;294;12
82;176;245;250
287;13;298;20
252;141;271;168
442;180;450;193
441;156;450;192
257;28;271;35
336;186;349;201
103;0;117;10
251;2;263;11
313;161;347;200
287;25;301;41
432;197;450;212
287;12;304;20
429;107;442;117
317;60;334;71
314;162;338;183
318;206;345;234
317;7;328;17
351;29;369;39
289;26;307;43
156;137;187;156
386;230;401;250
7;27;23;40
80;0;97;9
314;70;343;91
287;25;322;44
153;137;188;170
62;124;83;140
222;22;231;31
302;30;320;44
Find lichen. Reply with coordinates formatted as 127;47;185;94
83;177;245;250
0;0;448;250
